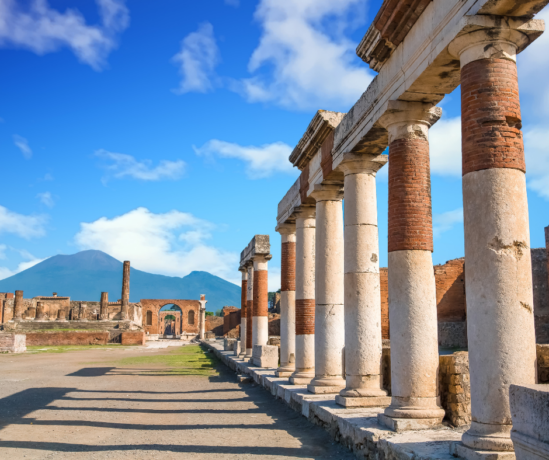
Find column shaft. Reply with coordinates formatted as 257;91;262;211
239;269;248;358
13;290;24;321
121;261;130;320
252;255;269;347
290;207;316;385
276;224;296;377
245;265;253;357
100;292;108;320
459;54;536;452
308;185;345;394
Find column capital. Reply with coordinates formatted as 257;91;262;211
252;253;272;264
448;17;544;67
378;100;441;144
275;222;296;235
339;152;388;176
294;206;316;219
310;184;344;202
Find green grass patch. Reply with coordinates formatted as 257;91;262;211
111;345;219;376
27;344;126;354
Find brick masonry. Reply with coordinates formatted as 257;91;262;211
240;280;247;317
538;344;549;383
140;299;199;336
25;331;109;346
0;332;26;353
295;299;315;335
246;300;253;349
121;331;145;345
281;242;296;292
388;137;433;252
253;270;268;317
461;58;525;175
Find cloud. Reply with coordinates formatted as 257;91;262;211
37;191;55;208
433;208;463;238
194;139;297;179
225;0;240;6
13;134;32;159
0;246;45;280
429;117;462;176
0;0;129;70
95;149;186;182
234;0;372;111
172;22;220;94
0;205;47;239
74;207;239;284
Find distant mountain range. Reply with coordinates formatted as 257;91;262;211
0;250;239;313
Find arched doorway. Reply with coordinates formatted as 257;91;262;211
159;304;182;338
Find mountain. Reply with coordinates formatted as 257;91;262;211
0;250;239;313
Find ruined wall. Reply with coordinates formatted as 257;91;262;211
380;268;389;340
532;248;549;344
25;331;109;346
121;331;145;345
222;307;239;335
140;299;200;335
538;344;549;384
439;352;471;427
0;332;26;353
206;316;224;336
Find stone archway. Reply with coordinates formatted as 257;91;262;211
140;299;200;337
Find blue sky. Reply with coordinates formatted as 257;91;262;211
1;0;548;291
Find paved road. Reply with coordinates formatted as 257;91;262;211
0;345;355;459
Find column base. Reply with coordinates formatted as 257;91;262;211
276;366;295;378
307;377;345;394
307;384;345;394
336;394;392;408
449;442;516;460
462;423;514;452
289;370;314;385
377;413;444;433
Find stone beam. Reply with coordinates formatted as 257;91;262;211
240;235;271;270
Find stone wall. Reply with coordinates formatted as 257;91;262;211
380;268;389;340
206;316;224;336
140;299;199;335
0;332;26;353
538;344;549;384
25;331;109;346
121;331;145;345
439;352;471;427
438;321;468;349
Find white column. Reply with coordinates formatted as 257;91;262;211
276;223;296;377
336;153;391;408
252;255;269;347
198;297;207;340
307;184;345;394
290;206;316;385
245;264;254;358
238;267;248;358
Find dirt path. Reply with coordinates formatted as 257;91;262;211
0;345;354;459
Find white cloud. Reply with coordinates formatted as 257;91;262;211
433;208;463;238
194;139;297;179
13;134;32;159
74;207;239;284
429;117;462;176
172;22;219;94
95;149;186;182
0;246;46;280
225;0;240;6
0;0;129;70
37;191;55;208
235;0;372;110
0;205;47;239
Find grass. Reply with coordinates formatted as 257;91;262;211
110;345;220;377
26;344;127;354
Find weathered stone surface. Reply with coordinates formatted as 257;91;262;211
0;333;26;353
224;338;236;351
252;344;278;368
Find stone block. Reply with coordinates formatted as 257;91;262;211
252;345;278;368
306;384;345;395
224;338;236;351
449;442;516;460
233;340;241;356
0;333;26;353
377;414;443;433
510;384;549;460
335;394;392;408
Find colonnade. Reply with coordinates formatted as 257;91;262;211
258;26;539;459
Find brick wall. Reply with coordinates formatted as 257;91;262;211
0;333;26;353
380;268;389;340
439;352;471;426
538;344;549;384
25;331;109;346
435;258;466;322
206;316;224;337
121;331;145;345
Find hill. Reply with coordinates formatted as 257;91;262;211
0;250;239;313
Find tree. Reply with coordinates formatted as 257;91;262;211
215;309;223;317
205;311;214;317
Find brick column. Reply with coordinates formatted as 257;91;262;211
378;101;445;429
100;292;109;320
276;223;296;377
290;206;316;385
307;185;345;394
449;30;537;456
336;153;392;408
121;261;130;320
245;263;254;358
238;267;248;358
13;290;24;321
252;254;269;348
35;302;46;321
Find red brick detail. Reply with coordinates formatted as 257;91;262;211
121;331;145;345
380;268;390;340
241;280;248;317
246;300;253;349
461;58;525;175
253;270;268;317
388;138;433;252
25;332;109;346
299;164;310;204
295;299;315;335
435;258;466;322
222;306;239;335
206;316;224;336
321;131;334;178
281;242;296;292
374;0;432;47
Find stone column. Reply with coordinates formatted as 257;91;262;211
56;308;67;321
276;223;297;377
239;267;248;358
378;101;445;429
35;302;46;321
245;263;254;358
13;290;24;321
336;153;392;408
307;185;345;394
290;207;316;385
100;292;109;320
79;303;88;321
121;261;130;320
253;255;269;347
199;294;207;340
448;30;537;456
